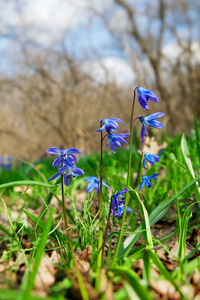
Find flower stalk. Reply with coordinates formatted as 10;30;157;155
95;121;104;291
134;152;144;189
61;175;89;300
102;198;112;262
112;87;138;265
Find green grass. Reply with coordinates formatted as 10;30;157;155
0;123;200;299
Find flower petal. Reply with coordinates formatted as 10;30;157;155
102;180;111;190
67;148;81;154
64;175;71;187
141;123;147;144
86;181;97;193
46;147;61;155
73;168;84;176
146;112;165;120
52;156;62;168
48;172;61;182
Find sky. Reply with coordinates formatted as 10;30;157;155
0;0;199;85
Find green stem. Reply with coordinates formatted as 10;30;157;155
61;175;89;300
134;152;144;189
95;122;103;291
112;87;138;265
102;197;112;262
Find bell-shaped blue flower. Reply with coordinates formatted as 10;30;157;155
139;173;159;190
139;112;165;143
112;205;132;218
46;147;81;168
143;152;160;170
96;118;125;134
137;86;159;110
49;164;84;187
107;133;130;155
85;176;111;195
111;188;131;214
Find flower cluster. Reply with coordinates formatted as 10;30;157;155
111;188;132;217
97;118;130;155
46;147;84;187
136;87;165;191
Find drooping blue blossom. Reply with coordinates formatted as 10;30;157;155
106;133;130;155
85;176;111;195
111;188;130;213
49;164;84;187
96;118;125;134
139;112;165;143
111;205;132;218
143;152;160;170
111;188;132;217
137;86;159;110
139;173;159;191
46;147;81;168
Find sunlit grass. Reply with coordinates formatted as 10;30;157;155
0;124;200;299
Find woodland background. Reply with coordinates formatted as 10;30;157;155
0;0;199;159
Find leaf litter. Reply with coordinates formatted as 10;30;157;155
1;191;200;299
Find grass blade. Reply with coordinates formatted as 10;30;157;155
23;209;68;243
134;191;153;249
22;207;55;299
194;116;200;164
108;266;152;300
0;180;58;190
178;202;194;261
118;174;200;258
181;134;200;202
148;249;187;300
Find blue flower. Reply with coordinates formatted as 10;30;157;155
96;118;125;134
106;133;130;155
139;112;165;143
85;176;111;195
143;152;160;170
46;147;81;167
49;164;84;187
111;188;130;213
137;86;159;110
0;155;12;171
112;205;132;218
139;173;159;190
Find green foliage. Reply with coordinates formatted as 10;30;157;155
1;122;200;299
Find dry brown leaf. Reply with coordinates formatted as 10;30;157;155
34;251;61;291
76;257;90;273
181;285;195;299
100;269;114;300
192;268;200;285
156;247;167;261
14;186;33;196
76;245;92;273
151;279;180;299
169;240;194;259
141;136;167;155
71;268;98;300
0;264;5;272
194;293;200;300
79;245;92;262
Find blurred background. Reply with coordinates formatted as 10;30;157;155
0;0;199;159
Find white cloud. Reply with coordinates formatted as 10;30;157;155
0;0;91;45
82;57;135;86
162;41;200;63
